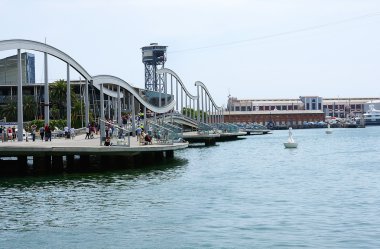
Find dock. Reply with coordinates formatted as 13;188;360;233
0;133;188;175
182;131;246;146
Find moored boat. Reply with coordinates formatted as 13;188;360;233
358;104;380;126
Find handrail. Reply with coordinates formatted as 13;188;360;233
99;118;131;146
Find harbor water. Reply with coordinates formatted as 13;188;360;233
1;126;380;248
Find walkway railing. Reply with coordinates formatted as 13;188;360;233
147;120;182;144
198;122;217;135
214;123;240;133
99;118;131;147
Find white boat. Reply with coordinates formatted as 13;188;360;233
361;104;380;126
284;127;298;148
325;123;333;134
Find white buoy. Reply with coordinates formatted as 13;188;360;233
325;123;333;134
284;127;298;148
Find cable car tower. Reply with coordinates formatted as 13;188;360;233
141;43;167;92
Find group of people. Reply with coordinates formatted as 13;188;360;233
0;126;16;142
136;126;152;145
85;122;98;139
39;124;52;141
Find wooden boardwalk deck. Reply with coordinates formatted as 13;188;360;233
0;133;188;156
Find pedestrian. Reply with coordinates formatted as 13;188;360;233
39;126;45;141
85;123;90;139
44;124;51;141
104;136;111;146
105;124;110;138
12;126;16;140
70;127;75;139
136;126;142;141
64;126;69;139
31;124;37;142
8;127;13;141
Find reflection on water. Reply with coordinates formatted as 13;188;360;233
0;157;188;189
1;127;380;248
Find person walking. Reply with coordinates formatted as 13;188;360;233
31;124;37;142
85;123;91;139
136;126;142;141
39;126;45;141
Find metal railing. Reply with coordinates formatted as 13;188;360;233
147;120;182;144
99;118;131;147
213;123;240;133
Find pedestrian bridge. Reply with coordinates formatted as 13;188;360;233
0;39;226;142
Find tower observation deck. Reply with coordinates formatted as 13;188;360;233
141;43;167;92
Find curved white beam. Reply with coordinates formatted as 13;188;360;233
0;39;92;80
102;87;124;98
195;81;222;111
92;75;175;113
157;68;197;100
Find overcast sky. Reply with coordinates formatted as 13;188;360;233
2;0;380;106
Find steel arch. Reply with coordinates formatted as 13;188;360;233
0;39;92;80
92;75;175;113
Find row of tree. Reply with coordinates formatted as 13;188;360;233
0;80;87;128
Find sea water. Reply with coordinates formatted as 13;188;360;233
1;126;380;248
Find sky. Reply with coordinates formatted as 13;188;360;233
2;0;380;107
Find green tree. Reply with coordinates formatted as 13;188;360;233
71;98;84;128
23;95;37;121
0;98;17;122
49;79;75;119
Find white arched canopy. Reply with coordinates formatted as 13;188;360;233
0;39;92;79
92;75;175;113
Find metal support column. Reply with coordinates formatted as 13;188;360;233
100;84;105;146
17;49;23;141
85;79;89;125
185;95;188;117
164;73;167;106
66;63;71;129
143;106;147;129
108;95;111;120
44;52;49;126
176;80;178;111
117;86;121;125
159;75;162;107
181;88;183;114
131;94;136;136
201;89;204;123
197;85;200;123
205;95;208;124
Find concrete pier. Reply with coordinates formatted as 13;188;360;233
0;133;188;175
182;131;246;146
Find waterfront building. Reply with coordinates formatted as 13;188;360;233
225;96;380;126
0;52;35;85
